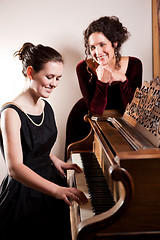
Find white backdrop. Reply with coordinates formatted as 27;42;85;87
0;0;152;182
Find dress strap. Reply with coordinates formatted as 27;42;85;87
0;102;22;114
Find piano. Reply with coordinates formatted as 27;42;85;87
67;77;160;240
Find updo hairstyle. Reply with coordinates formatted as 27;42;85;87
84;16;130;69
14;43;64;77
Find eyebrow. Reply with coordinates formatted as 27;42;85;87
89;40;107;46
47;74;62;77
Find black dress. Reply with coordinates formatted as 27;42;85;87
0;100;71;240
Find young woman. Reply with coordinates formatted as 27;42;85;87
65;16;143;155
0;43;87;240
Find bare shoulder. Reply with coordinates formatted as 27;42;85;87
1;107;23;164
121;56;129;64
1;107;21;133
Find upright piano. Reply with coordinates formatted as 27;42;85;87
67;77;160;240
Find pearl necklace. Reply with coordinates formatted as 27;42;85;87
23;110;45;127
2;102;45;127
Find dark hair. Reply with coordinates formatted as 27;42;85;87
84;16;130;69
14;42;64;77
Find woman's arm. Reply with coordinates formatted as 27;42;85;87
1;108;87;205
77;60;109;115
76;60;94;108
77;58;142;115
89;80;109;115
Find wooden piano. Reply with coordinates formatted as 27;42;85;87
67;77;160;240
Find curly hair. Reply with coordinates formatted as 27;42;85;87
84;16;130;69
14;42;64;77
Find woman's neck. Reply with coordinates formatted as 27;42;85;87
105;55;117;70
13;87;43;115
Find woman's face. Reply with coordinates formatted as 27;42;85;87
29;61;63;98
88;32;116;66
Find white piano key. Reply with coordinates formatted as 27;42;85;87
71;153;83;168
70;153;94;221
75;171;94;221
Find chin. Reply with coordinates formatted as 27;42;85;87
102;60;110;66
40;92;50;99
96;59;108;66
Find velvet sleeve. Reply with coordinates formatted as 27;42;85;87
76;60;109;115
76;60;94;109
119;57;143;109
89;80;108;115
76;57;143;116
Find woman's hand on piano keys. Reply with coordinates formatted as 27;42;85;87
54;185;88;206
50;154;82;178
66;162;83;173
50;154;88;205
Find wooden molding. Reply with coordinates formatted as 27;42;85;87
152;0;160;77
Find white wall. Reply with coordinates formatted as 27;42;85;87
0;0;152;182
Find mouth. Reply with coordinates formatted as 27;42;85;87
96;54;108;64
45;87;54;93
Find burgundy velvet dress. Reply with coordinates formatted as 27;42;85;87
65;57;142;159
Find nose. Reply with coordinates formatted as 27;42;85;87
95;46;103;56
50;77;59;88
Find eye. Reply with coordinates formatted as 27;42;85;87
100;42;106;47
56;75;62;81
90;45;95;51
46;75;53;80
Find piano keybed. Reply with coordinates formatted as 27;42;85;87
80;152;115;215
70;152;115;217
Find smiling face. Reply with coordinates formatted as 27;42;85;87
28;61;63;98
88;32;116;66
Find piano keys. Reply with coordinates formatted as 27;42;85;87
70;152;115;216
67;77;160;240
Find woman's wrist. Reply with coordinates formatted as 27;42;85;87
121;75;127;82
97;78;109;86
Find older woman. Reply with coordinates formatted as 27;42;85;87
65;16;142;157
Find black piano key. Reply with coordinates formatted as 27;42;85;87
79;152;115;215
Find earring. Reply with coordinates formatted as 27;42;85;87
115;50;118;58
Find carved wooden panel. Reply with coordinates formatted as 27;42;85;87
124;77;160;147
